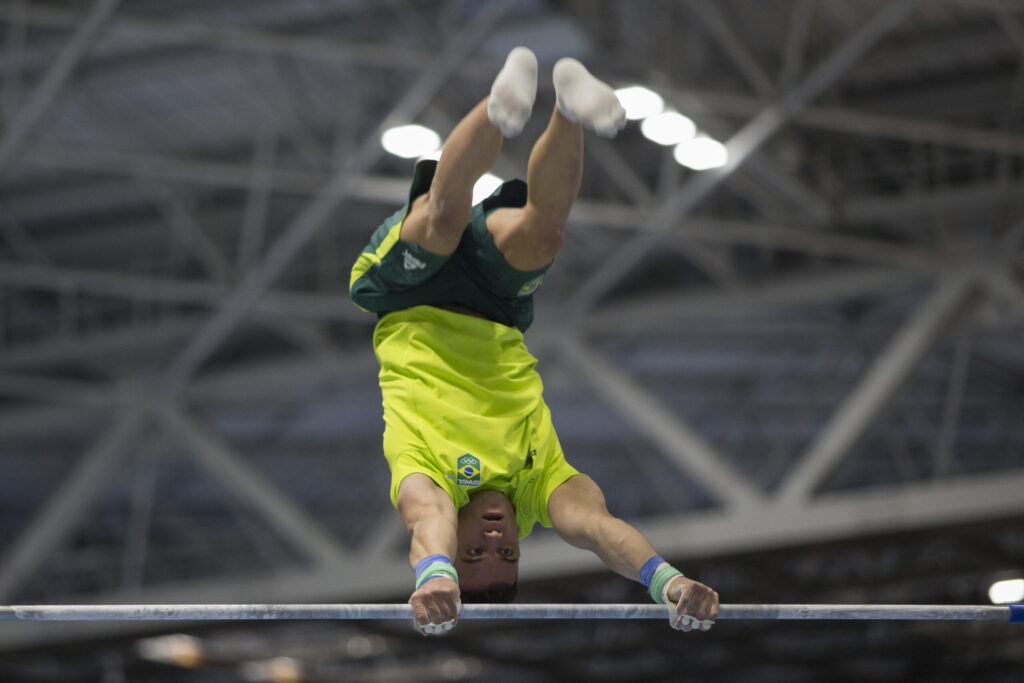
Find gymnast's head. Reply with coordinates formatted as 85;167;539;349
454;489;519;602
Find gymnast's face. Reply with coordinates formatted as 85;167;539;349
454;490;519;593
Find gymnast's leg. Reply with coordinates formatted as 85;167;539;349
487;58;626;272
400;47;538;256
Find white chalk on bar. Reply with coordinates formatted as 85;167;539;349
0;604;1015;621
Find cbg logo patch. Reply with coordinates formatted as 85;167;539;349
456;453;481;487
517;274;544;297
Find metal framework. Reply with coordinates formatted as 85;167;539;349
1;0;1023;678
2;603;1020;622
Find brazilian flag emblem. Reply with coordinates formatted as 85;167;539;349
456;453;481;487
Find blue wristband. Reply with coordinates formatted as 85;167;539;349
639;555;665;588
415;554;451;579
1010;603;1024;624
414;554;458;589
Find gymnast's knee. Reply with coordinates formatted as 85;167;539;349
521;211;566;263
488;207;566;271
403;192;471;256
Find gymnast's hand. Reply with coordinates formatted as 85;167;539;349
664;576;719;632
409;577;462;636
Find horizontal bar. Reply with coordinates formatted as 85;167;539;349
0;604;1017;622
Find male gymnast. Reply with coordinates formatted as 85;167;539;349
350;47;719;636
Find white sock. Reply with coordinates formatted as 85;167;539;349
552;58;626;138
488;46;537;138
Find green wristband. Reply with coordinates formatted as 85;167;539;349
648;563;684;604
414;560;459;590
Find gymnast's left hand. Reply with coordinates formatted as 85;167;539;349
664;576;719;632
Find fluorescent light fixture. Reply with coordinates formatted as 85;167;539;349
640;110;696;146
381;124;441;159
418;146;443;162
613;85;664;120
674;135;729;170
472;173;503;204
989;578;1024;604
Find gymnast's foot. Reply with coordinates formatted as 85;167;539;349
552;58;626;138
488;46;538;138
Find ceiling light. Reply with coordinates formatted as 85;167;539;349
418;146;443;162
640;110;696;146
472;173;503;204
380;124;441;159
989;578;1024;604
613;85;664;120
674;135;729;170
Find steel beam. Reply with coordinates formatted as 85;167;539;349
739;154;833;224
995;11;1024;55
158;2;515;394
0;409;142;601
238;123;277;272
776;272;978;504
778;0;814;89
558;336;763;510
0;262;365;323
673;219;940;271
0;404;100;439
843;182;1024;227
524;469;1024;582
676;86;1024;158
934;327;973;478
0;315;203;370
0;219;50;264
0;3;424;75
687;0;775;98
637;469;1024;574
582;267;923;332
146;183;230;283
26;144;330;196
981;269;1024;320
1;0;27;118
0;349;376;439
567;0;918;316
0;0;120;182
8;5;1024;158
157;406;351;568
584;139;740;286
0;373;113;406
565;206;940;270
1001;219;1024;255
187;350;376;403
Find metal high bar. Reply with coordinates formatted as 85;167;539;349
1;604;1021;622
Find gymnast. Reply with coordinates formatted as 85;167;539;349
350;47;719;636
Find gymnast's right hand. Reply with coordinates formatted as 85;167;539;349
409;577;461;636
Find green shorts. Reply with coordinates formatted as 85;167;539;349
349;160;550;332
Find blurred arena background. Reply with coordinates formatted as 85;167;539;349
0;0;1022;680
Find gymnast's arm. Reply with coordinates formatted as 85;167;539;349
547;474;719;631
395;473;462;635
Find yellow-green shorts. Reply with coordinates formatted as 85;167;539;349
374;305;580;539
